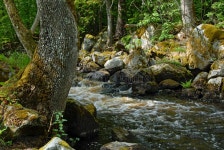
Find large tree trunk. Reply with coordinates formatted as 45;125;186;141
115;0;125;40
3;0;37;57
105;0;113;47
1;0;78;120
180;0;195;36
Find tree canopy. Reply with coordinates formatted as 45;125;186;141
0;0;223;49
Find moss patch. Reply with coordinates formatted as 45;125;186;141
202;24;224;42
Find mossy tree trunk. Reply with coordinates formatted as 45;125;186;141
1;0;78;121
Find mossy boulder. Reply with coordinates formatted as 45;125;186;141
159;79;181;90
81;34;96;52
79;61;101;73
1;104;46;139
40;137;75;150
191;72;208;90
208;60;224;79
64;99;99;138
203;77;224;100
140;25;155;50
150;63;193;83
91;51;116;67
123;48;149;69
148;40;188;66
92;31;108;52
187;24;224;70
85;70;110;82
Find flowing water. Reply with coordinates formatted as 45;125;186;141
68;79;224;150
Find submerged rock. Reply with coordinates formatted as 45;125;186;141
100;141;146;150
111;127;133;142
132;81;158;95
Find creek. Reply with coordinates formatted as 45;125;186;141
68;79;224;150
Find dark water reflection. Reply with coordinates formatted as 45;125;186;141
69;80;224;150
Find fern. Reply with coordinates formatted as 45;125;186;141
181;80;192;88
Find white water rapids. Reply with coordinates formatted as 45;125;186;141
68;79;224;150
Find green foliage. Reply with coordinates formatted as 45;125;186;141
51;111;79;146
52;111;68;139
136;0;180;41
0;52;30;69
121;34;132;46
14;0;37;28
181;79;192;88
75;0;104;38
193;0;213;21
125;38;142;51
0;1;16;47
206;1;224;28
0;123;12;146
0;0;37;48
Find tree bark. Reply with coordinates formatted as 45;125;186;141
180;0;195;36
115;0;125;40
66;0;78;23
3;0;37;57
1;0;78;121
105;0;113;47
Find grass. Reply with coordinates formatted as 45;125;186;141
0;52;30;69
156;58;182;67
174;46;186;52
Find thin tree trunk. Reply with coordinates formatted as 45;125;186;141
115;0;125;40
30;0;40;34
3;0;37;57
180;0;195;36
105;0;113;47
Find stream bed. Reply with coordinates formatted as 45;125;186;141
68;79;224;150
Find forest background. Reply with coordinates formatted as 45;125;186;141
0;0;223;55
0;0;223;98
